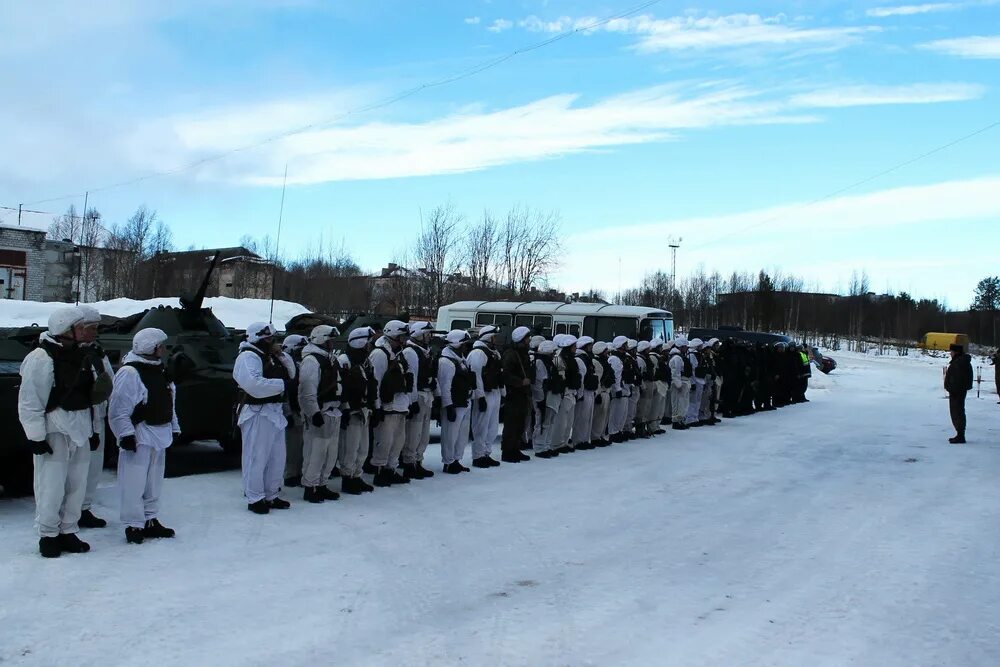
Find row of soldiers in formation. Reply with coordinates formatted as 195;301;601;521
17;305;811;557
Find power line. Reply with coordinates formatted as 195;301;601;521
25;0;664;207
688;118;1000;251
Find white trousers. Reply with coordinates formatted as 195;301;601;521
33;433;89;538
638;381;656;426
609;395;628;435
440;406;470;464
551;394;576;448
573;391;596;445
338;412;369;479
402;391;433;465
372;413;407;468
301;414;341;487
240;416;286;504
626;387;640;432
118;443;166;529
653;381;668;424
284;421;304;480
687;381;705;425
591;392;611;441
698;380;714;421
534;406;558;452
83;426;105;512
471;390;501;459
671;380;691;423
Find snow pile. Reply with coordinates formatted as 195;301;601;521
0;297;312;330
1;352;999;665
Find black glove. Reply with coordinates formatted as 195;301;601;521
311;412;325;428
595;394;603;405
28;440;52;455
371;409;384;428
407;402;420;419
119;434;137;452
340;412;351;430
89;433;101;451
446;405;457;422
478;396;488;413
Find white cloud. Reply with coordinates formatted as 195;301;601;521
921;35;1000;58
867;3;959;17
464;16;480;25
789;82;985;107
557;176;1000;293
514;12;878;52
487;18;513;33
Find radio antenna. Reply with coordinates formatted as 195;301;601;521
268;164;288;325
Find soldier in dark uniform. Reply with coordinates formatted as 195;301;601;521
945;343;974;444
500;326;533;463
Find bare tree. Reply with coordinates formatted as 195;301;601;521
104;206;157;299
49;204;106;300
414;204;464;310
464;210;500;292
497;206;563;295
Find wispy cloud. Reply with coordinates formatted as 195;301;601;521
867;3;959;17
789;82;985;107
513;12;878;52
487;18;513;33
921;35;1000;58
464;16;480;25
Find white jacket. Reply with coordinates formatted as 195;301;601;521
688;351;704;386
532;356;549;403
669;349;688;389
234;342;287;429
608;354;625;395
298;344;341;418
108;352;180;450
437;346;466;408
401;342;430;404
368;338;409;413
18;334;103;445
467;341;500;399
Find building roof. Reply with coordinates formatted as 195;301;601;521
440;300;673;318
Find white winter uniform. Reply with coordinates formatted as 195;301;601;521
650;352;668;426
234;342;288;504
625;355;641;433
109;352;180;529
532;355;557;453
637;355;654;428
83;347;114;513
437;346;471;465
607;353;627;436
550;352;576;449
468;341;502;459
686;351;705;425
297;344;341;488
368;339;408;470
18;334;105;538
337;352;370;480
572;352;596;446
669;350;691;424
591;356;611;442
401;342;433;466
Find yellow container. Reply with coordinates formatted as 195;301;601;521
919;332;970;351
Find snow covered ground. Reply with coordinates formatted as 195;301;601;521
1;351;999;666
0;296;311;330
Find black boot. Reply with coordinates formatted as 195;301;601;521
340;476;364;495
374;467;394;487
415;463;434;478
443;461;462;474
319;486;340;501
125;527;145;545
595;438;611;447
576;441;596;450
501;451;524;463
520;440;533;451
284;475;301;488
556;445;574;454
357;476;375;493
456;462;470;472
473;456;494;468
362;460;378;475
39;536;61;558
390;469;411;484
403;463;425;480
247;499;270;514
535;450;556;459
57;533;90;554
949;434;966;444
143;518;175;539
79;509;107;529
269;497;291;510
660;417;670;426
304;486;325;503
329;466;341;478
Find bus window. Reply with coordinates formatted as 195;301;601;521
585;316;637;341
451;319;472;331
664;319;674;340
494;313;512;328
514;315;533;328
555;323;567;335
568;324;580;337
475;313;494;326
641;318;666;341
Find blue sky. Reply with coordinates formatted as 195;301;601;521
1;0;998;307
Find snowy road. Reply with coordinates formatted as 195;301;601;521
2;352;999;666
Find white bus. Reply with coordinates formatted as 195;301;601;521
435;301;674;342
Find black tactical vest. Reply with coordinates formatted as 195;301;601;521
579;353;599;391
373;346;409;404
240;346;287;405
540;356;565;395
407;343;436;392
597;355;615;389
443;356;475;408
125;361;174;426
41;339;96;413
477;346;502;393
304;352;340;404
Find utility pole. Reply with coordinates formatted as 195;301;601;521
76;191;88;304
668;237;682;294
17;204;22;226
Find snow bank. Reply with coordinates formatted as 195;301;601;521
0;296;312;330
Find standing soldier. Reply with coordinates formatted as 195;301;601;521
500;326;533;463
368;320;411;487
572;336;598;450
108;328;180;544
686;338;706;427
78;305;114;530
624;339;642;439
297;325;342;504
551;334;580;454
527;335;546;448
636;340;655;438
338;327;376;494
438;330;474;473
607;336;629;443
234;322;291;515
651;339;670;433
697;339;718;426
281;334;307;488
532;340;562;458
401;322;437;479
590;341;614;447
468;325;503;468
669;336;692;430
945;343;974;444
18;307;107;557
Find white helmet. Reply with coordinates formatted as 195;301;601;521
637;340;651;353
309;325;339;346
382;320;409;340
48;306;86;337
511;326;531;343
650;337;664;350
246;321;276;344
408;321;434;339
557;334;577;349
132;328;168;355
348;326;375;349
529;335;545;350
626;339;638;351
478;325;499;343
281;334;308;351
537;340;557;355
593;341;609;355
77;305;101;325
689;338;704;350
612;335;629;350
446;329;471;348
674;335;689;347
576;335;595;349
